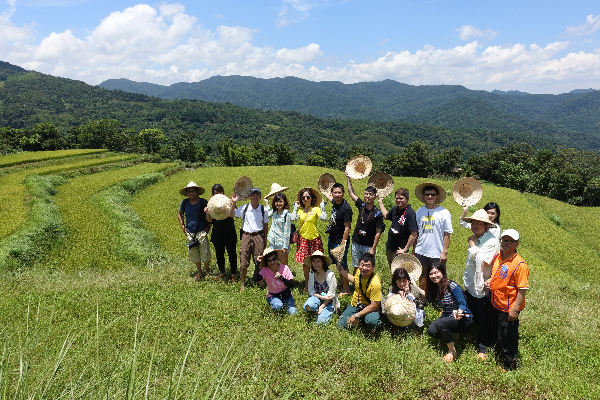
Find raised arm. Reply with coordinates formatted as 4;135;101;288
319;200;328;220
345;171;358;202
377;197;390;218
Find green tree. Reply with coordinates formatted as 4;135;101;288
136;128;167;154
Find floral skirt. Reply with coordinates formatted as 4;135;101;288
295;235;324;263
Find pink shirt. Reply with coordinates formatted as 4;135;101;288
260;264;294;297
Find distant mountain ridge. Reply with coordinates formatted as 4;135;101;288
99;76;600;144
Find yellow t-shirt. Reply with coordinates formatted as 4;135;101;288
298;207;321;240
351;272;382;307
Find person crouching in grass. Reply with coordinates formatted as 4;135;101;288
258;248;297;315
303;250;340;324
177;181;211;281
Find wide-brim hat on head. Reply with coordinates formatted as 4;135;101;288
297;187;322;206
367;172;394;198
463;209;496;227
318;173;336;196
452;177;483;206
390;253;422;284
346;155;372;180
206;194;232;220
303;250;333;268
265;182;289;198
415;182;447;204
384;294;417;327
233;176;253;201
180;181;205;196
330;240;347;263
259;247;285;268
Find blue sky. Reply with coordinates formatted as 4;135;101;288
1;0;599;93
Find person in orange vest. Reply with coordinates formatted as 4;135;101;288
485;229;529;371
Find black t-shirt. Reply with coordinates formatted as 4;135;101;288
328;199;353;244
385;205;418;252
351;198;384;247
211;216;237;246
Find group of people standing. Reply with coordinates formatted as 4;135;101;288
177;175;529;371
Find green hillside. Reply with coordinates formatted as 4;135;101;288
0;151;599;398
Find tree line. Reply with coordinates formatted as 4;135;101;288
2;120;599;206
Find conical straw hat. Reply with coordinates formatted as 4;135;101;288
206;194;232;220
452;177;483;206
265;182;289;198
330;240;347;263
258;247;285;269
384;294;416;327
367;172;394;198
346;155;372;180
390;253;422;284
179;181;205;196
414;182;447;204
318;173;336;196
233;176;253;201
462;209;496;227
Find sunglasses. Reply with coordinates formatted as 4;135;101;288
301;196;311;200
423;193;437;197
266;257;278;263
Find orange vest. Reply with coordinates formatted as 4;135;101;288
489;252;527;312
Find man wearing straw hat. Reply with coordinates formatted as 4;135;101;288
232;188;270;291
462;209;500;361
178;181;211;281
413;182;453;289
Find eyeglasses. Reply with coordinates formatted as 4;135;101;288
301;196;311;200
501;239;518;243
423;193;437;197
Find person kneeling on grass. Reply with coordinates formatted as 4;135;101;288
426;262;474;363
382;267;425;330
336;253;382;330
258;248;297;315
303;251;340;324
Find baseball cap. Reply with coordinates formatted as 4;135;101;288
501;229;520;241
249;188;261;195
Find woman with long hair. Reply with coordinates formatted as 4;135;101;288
264;189;292;266
426;262;473;362
303;251;339;324
384;267;425;328
205;184;237;281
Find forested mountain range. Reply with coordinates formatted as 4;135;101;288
99;75;600;148
1;61;599;158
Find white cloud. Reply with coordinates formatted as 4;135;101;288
275;43;322;63
564;14;600;37
276;0;348;27
457;25;499;41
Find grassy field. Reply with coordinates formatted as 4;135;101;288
0;156;599;399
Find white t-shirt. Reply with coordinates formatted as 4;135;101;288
414;205;453;258
234;203;269;233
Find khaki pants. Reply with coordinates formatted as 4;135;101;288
239;233;265;282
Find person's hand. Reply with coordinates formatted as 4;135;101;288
462;203;469;213
293;202;299;211
508;308;519;321
453;309;464;320
204;207;208;213
347;314;358;326
484;279;491;289
369;247;376;255
468;235;476;247
395;248;407;255
231;193;238;203
317;304;325;315
274;272;282;279
264;198;269;205
440;251;448;263
336;264;343;273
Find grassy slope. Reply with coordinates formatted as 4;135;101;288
0;163;599;398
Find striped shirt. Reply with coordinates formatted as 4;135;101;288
437;281;472;318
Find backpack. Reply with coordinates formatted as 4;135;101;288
239;203;266;239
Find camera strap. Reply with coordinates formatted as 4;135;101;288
358;273;374;305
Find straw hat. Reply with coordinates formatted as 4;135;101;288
390;253;422;284
206;194;232;220
368;172;394;198
258;247;285;268
179;181;205;196
318;173;336;196
346;155;372;180
330;240;347;263
296;187;322;206
303;250;332;268
384;294;416;327
462;209;497;227
452;177;483;206
414;182;447;204
265;182;289;198
233;176;253;201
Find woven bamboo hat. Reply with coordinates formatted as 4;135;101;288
265;182;289;198
318;173;336;196
233;176;253;201
303;250;332;268
384;295;416;327
462;209;497;227
452;177;483;206
415;182;447;204
368;172;394;198
179;181;205;196
330;240;347;263
206;194;232;220
346;155;372;180
296;187;322;206
258;247;285;269
390;254;422;284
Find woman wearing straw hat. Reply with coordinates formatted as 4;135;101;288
303;251;340;324
290;187;328;292
462;209;500;361
177;181;211;281
263;183;292;266
460;202;501;238
258;248;297;315
205;184;237;281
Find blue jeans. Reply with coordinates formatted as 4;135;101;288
328;236;349;270
266;295;297;315
337;305;382;330
351;242;375;271
303;295;335;324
